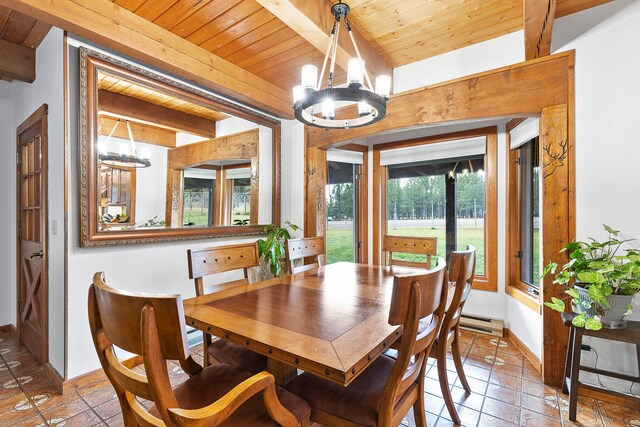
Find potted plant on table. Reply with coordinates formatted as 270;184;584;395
256;221;301;278
544;225;640;330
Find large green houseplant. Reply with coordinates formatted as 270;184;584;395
544;225;640;330
257;221;301;277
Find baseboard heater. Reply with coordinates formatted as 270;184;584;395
459;314;504;337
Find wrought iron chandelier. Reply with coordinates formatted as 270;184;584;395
292;2;391;129
98;118;151;168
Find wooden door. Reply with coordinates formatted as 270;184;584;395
16;105;48;366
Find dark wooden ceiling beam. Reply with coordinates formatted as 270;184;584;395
4;0;293;118
98;90;216;138
524;0;557;60
0;38;35;82
254;0;392;83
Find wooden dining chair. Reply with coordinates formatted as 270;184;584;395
285;236;325;274
187;243;268;373
383;235;437;269
88;272;311;427
286;259;449;427
431;245;476;425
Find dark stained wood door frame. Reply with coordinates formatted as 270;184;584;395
305;51;576;387
16;103;49;366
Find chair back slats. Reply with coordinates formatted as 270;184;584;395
442;245;476;333
105;351;155;401
383;235;437;269
286;237;325;274
378;261;448;425
388;258;447;326
126;393;164;427
91;273;190;361
188;243;259;280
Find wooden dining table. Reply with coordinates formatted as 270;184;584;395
182;261;422;387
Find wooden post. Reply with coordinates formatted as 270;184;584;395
540;104;571;387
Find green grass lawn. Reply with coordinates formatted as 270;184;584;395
326;227;486;275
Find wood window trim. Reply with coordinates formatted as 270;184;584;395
505;118;543;313
372;126;498;292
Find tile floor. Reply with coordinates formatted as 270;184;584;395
1;327;639;426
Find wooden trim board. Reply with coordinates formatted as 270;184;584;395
505;328;542;373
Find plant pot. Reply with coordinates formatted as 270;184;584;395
575;286;634;329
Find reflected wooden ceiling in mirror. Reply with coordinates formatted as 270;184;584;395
80;48;281;246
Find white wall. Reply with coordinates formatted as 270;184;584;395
0;81;15;327
6;29;66;375
133;141;168;223
393;31;524;92
552;0;640;391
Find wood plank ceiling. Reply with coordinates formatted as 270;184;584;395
110;0;610;93
0;5;50;81
98;73;229;122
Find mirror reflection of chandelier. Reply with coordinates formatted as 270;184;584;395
292;1;391;129
98;118;151;168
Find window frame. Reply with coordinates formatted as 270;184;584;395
506;118;543;313
372;127;498;292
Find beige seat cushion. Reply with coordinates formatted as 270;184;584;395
209;339;268;374
286;354;397;427
151;363;310;426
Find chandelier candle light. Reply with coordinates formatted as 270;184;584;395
292;2;391;129
98;118;151;168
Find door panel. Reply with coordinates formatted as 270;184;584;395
17;107;47;366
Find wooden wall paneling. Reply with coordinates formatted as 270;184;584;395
98;90;216;137
304;137;327;241
165;168;183;228
250;157;259;225
524;0;557;60
540;104;571;387
306;53;572;150
483;129;498;292
0;38;34;82
254;0;392;81
6;0;293;117
98;116;177;148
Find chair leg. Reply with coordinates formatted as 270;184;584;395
451;328;471;392
438;340;461;425
414;366;427;427
203;332;211;367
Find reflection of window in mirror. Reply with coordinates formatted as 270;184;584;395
99;165;135;229
182;169;216;227
226;167;252;226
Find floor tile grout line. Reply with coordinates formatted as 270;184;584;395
0;351;50;426
74;387;110;425
517;341;525;427
474;336;500;427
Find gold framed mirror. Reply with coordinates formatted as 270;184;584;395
79;48;280;246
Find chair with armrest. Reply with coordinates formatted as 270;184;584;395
187;243;268;373
88;272;310;427
286;259;449;427
383;235;437;269
431;245;476;425
285;237;325;274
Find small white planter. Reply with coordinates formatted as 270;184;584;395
575;286;634;329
